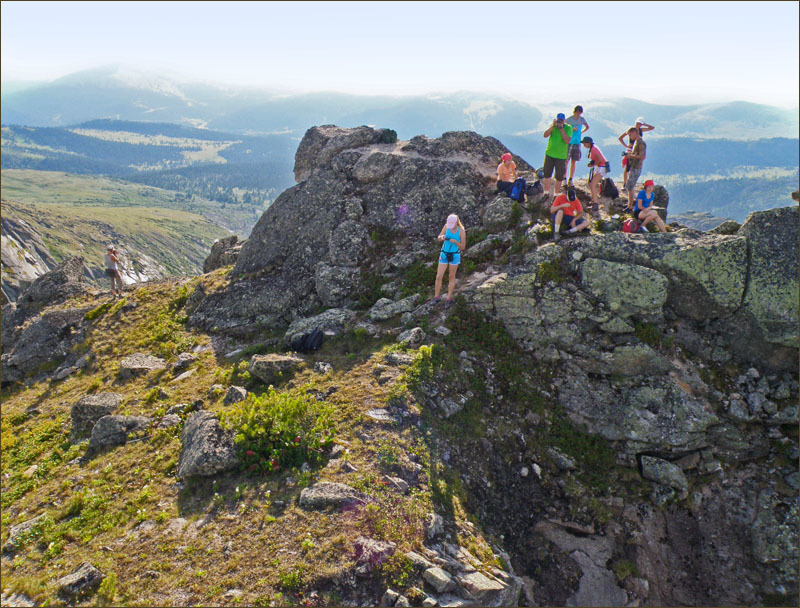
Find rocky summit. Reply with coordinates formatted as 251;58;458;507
1;126;797;608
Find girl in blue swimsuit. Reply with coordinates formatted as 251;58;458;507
433;214;467;308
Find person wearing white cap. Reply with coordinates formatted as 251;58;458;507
433;214;466;309
103;245;124;298
618;118;655;190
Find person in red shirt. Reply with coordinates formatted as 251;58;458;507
550;186;589;242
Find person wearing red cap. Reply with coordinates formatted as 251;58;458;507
633;180;667;233
496;153;518;195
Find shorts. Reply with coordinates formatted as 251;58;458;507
590;165;607;179
496;180;514;195
551;213;588;229
568;144;582;161
626;166;642;191
105;268;118;278
439;250;460;266
543;155;568;181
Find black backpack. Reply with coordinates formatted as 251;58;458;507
291;328;324;353
600;178;619;200
526;180;544;196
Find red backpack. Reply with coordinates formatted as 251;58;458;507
623;218;640;233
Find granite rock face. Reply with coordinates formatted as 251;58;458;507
189;126;526;335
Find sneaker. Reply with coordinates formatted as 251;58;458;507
444;299;453;310
431;296;441;304
553;232;561;242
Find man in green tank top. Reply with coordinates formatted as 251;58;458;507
542;113;573;199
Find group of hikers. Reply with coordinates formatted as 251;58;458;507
495;105;667;238
433;105;668;306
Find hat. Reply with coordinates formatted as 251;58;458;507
556;113;566;121
635;117;645;124
644;179;655;188
581;136;593;145
107;245;114;250
446;214;459;230
501;152;512;162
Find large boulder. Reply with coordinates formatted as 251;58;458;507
721;206;799;369
189;126;529;334
567;231;748;321
15;255;86;310
70;392;124;441
249;353;304;385
177;410;238;479
1;306;90;385
88;415;151;451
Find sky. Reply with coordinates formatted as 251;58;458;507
1;1;798;107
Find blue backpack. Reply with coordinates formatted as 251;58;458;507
509;178;527;202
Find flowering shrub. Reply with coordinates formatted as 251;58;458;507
222;386;335;475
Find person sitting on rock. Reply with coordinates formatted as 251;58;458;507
633;180;667;233
550;186;589;242
433;214;466;309
104;245;124;298
496;153;518;195
581;136;608;210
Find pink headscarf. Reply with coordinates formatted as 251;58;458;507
501;153;512;162
446;214;459;230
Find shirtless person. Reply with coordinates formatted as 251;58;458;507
496;152;517;195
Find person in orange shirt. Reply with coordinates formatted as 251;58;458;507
496;152;517;195
550;186;589;242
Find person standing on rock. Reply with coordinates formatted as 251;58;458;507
496;153;518;195
104;245;124;298
433;214;466;309
550;186;589;242
542;113;573;200
565;106;590;186
623;127;647;211
581;136;609;210
633;180;667;233
619;118;654;192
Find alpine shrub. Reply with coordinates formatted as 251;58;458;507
222;387;335;475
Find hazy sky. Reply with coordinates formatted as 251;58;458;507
2;1;798;107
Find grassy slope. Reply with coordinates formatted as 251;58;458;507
1;170;232;278
0;274;456;606
0;169;257;236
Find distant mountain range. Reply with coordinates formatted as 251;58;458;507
1;66;798;224
3;66;798;141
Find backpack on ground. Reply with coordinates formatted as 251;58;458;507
509;177;527;202
600;178;619;200
622;218;640;233
526;180;544;196
290;328;324;353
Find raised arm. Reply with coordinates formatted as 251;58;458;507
639;123;655;133
618;131;629;146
